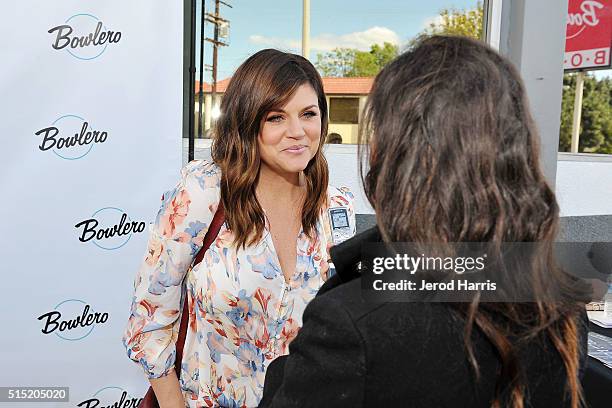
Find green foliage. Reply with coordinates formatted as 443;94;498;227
315;48;356;77
316;42;399;77
559;74;612;154
408;1;484;48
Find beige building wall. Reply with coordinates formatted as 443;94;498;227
328;123;359;144
326;95;368;144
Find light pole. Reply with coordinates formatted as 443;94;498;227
570;71;585;153
302;0;310;59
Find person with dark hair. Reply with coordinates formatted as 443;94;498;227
259;36;591;408
326;132;343;144
123;49;355;407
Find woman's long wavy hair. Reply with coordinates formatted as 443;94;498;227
211;49;329;249
359;36;591;408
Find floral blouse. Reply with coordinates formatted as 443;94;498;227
123;160;356;408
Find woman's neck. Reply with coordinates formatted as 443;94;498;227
256;164;304;204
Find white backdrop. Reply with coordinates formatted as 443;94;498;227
0;1;183;407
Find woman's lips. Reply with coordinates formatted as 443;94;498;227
283;145;307;153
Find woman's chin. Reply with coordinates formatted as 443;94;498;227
276;155;312;173
281;163;308;174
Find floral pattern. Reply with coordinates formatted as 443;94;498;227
123;160;355;407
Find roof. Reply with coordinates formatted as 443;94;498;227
195;76;373;96
321;77;373;94
195;78;232;93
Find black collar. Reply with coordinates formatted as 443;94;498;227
329;226;382;283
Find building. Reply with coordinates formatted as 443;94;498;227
195;77;374;144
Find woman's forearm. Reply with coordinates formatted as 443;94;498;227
149;371;185;408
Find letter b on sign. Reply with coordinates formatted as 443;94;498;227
594;50;607;66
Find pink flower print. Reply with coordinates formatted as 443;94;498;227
330;194;349;207
159;189;191;238
136;299;159;319
187;292;198;333
206;331;230;363
253;288;272;314
254;316;270;350
144;235;163;266
278;318;299;353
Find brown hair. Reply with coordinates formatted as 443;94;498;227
211;49;329;249
359;36;591;407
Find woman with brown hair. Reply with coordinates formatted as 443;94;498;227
259;36;591;407
122;49;355;407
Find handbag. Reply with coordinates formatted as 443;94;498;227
139;204;225;408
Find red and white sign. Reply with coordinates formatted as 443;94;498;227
565;0;612;70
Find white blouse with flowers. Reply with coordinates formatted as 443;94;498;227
122;160;356;408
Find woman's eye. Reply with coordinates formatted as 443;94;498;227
267;115;283;123
303;111;317;118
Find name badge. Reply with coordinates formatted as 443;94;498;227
328;207;351;245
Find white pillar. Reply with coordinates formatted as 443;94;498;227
484;0;503;50
498;0;569;187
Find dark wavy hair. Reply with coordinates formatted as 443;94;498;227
211;49;329;249
359;36;590;408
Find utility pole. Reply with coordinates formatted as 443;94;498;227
205;0;231;122
302;0;310;59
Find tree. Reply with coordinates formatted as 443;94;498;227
352;42;399;76
559;74;612;154
315;48;356;77
316;42;399;77
409;1;484;47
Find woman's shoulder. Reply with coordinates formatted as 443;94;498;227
179;159;222;191
181;159;221;178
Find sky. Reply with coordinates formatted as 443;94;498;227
195;0;479;81
195;0;611;82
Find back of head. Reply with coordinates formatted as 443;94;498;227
360;36;589;408
361;35;553;245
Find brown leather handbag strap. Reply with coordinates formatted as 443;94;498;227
174;204;225;375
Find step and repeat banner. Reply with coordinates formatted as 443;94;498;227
0;1;183;407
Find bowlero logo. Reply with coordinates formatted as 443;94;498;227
35;114;108;160
37;299;108;341
78;386;142;408
48;13;122;60
75;207;146;250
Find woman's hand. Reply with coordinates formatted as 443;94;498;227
150;371;186;408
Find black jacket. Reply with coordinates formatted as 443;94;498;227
259;227;588;407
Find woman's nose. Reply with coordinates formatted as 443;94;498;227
286;117;306;139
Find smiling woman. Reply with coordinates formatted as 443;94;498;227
212;49;332;250
123;49;356;408
259;86;321;176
